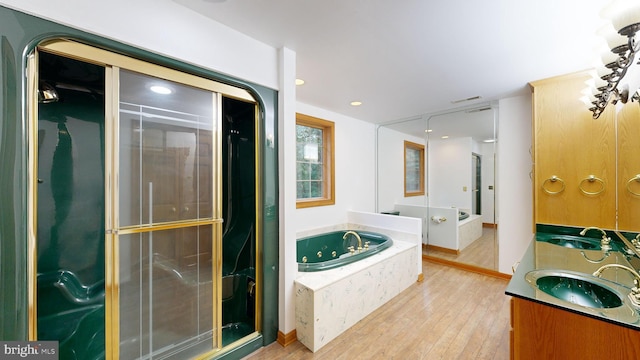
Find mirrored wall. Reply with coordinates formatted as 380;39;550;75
376;104;498;271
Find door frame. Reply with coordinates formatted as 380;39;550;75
25;36;278;359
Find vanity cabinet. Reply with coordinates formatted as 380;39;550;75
510;297;640;359
531;71;616;229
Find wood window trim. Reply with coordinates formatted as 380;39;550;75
404;140;425;197
296;113;335;208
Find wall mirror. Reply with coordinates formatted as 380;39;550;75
376;104;498;271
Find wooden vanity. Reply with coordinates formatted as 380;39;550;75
509;71;640;359
506;235;640;359
510;296;640;359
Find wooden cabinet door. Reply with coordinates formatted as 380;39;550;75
617;102;640;231
511;297;640;359
532;72;616;229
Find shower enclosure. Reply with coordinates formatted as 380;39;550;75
31;40;261;359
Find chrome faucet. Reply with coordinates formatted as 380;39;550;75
343;231;363;251
580;226;611;250
633;234;640;251
593;263;640;306
580;226;607;238
615;230;640;259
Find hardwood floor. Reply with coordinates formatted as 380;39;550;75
425;227;497;269
242;261;511;360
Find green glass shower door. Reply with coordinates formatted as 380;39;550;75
32;39;263;359
116;69;221;359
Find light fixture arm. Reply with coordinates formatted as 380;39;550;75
590;28;640;119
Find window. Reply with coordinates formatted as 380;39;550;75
404;140;425;196
296;113;335;208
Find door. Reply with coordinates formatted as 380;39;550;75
116;69;220;359
472;153;481;215
531;72;616;228
30;39;260;360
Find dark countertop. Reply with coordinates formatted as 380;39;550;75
505;229;640;330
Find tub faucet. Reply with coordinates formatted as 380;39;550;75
593;263;640;306
343;231;362;251
580;226;611;250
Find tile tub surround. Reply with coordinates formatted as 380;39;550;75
294;239;418;352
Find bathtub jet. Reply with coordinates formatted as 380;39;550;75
296;230;393;272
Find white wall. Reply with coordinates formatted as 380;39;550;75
0;0;278;90
497;95;534;274
377;127;426;211
481;142;496;224
428;137;495;224
277;47;298;336
429;137;473;210
294;103;377;231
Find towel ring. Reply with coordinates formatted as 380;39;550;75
579;175;605;196
626;174;640;196
542;175;565;195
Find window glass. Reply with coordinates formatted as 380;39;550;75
296;114;335;207
405;141;425;196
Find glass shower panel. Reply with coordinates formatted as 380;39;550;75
118;70;215;227
117;69;218;359
118;226;215;359
35;52;106;359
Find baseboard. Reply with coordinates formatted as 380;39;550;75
483;223;498;228
277;329;297;347
422;243;459;255
422;254;512;280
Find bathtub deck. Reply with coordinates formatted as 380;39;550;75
294;240;418;352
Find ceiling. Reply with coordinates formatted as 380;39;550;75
384;106;496;141
174;0;608;125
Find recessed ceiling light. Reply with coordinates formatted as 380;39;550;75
441;135;449;139
150;85;172;95
483;139;496;143
350;101;362;106
425;129;433;133
295;79;305;86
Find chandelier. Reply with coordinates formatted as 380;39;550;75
587;0;640;119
